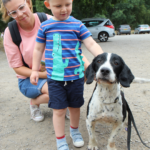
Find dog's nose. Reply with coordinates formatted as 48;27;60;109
101;68;110;76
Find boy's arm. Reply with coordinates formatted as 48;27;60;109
83;36;103;57
30;42;45;85
32;42;45;71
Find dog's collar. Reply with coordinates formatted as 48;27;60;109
103;96;119;105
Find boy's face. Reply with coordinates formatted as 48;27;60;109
48;0;72;21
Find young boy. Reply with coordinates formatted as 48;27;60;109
30;0;103;149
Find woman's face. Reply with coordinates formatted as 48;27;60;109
5;0;32;24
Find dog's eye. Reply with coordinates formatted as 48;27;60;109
97;60;102;63
114;61;118;65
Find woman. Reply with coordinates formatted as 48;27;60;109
1;0;90;122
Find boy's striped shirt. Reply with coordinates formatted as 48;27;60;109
36;16;91;81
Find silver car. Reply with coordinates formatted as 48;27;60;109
81;18;115;42
134;24;150;34
116;25;131;35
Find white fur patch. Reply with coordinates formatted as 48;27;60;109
96;53;116;83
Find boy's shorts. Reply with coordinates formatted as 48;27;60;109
18;78;47;99
47;77;84;109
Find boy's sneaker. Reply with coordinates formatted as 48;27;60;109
65;108;70;119
57;141;69;150
70;130;84;147
30;104;44;122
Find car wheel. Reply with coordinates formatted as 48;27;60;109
98;32;108;42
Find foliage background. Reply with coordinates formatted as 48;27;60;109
0;0;150;31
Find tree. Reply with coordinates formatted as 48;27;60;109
34;0;125;20
0;14;8;32
34;0;52;15
0;0;150;31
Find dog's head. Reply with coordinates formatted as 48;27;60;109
86;53;135;87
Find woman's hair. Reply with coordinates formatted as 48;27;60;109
0;0;33;22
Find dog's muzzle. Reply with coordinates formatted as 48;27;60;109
96;67;116;84
101;67;110;76
98;67;111;82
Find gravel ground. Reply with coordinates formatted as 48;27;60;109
0;34;150;150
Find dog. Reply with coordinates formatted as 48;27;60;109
85;53;150;150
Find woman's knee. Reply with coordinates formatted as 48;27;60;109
41;82;48;94
18;78;46;99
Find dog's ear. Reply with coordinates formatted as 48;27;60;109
86;63;95;84
119;64;134;87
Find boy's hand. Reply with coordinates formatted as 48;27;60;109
30;71;39;85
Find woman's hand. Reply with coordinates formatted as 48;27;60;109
30;71;39;85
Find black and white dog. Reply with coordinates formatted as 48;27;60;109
85;53;150;150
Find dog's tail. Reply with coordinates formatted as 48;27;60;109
133;77;150;83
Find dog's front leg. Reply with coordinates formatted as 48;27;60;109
86;119;99;150
107;123;122;150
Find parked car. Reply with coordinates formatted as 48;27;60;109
134;24;150;34
81;18;115;42
116;25;131;35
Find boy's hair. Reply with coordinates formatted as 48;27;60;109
0;0;33;22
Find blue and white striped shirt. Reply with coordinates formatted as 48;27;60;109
36;16;91;81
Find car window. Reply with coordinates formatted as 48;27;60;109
82;22;86;25
86;20;103;27
120;25;130;28
141;25;149;27
105;20;113;26
82;22;87;26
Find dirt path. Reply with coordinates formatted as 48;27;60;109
0;34;150;150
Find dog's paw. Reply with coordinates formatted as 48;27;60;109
107;148;117;150
107;144;117;150
87;145;99;150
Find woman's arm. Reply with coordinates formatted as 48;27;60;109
14;41;46;79
13;67;47;78
4;27;47;79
